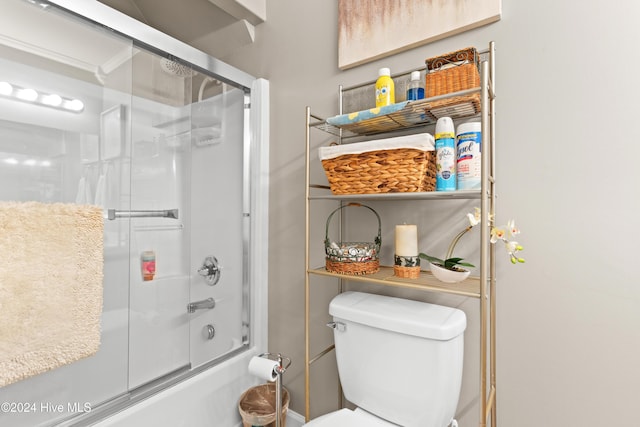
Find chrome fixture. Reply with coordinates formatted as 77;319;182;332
198;256;221;285
107;208;179;220
257;353;292;427
205;324;216;340
326;321;346;332
187;298;216;313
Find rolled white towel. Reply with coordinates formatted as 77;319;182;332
319;132;434;161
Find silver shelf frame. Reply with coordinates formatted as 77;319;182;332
308;187;481;201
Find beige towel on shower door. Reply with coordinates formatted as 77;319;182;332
0;201;104;387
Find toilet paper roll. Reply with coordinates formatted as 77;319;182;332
248;356;278;382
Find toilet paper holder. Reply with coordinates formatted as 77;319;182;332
257;352;291;427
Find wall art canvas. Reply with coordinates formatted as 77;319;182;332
338;0;501;69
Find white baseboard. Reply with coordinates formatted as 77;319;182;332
287;410;305;427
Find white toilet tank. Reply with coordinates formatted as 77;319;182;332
329;291;466;427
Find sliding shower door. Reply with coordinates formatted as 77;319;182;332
125;48;192;389
0;1;258;425
126;49;250;385
0;2;133;425
188;83;248;369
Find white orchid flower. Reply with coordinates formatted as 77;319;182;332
490;226;506;244
467;207;481;226
424;207;525;269
506;219;520;237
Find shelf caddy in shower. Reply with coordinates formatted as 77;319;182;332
107;209;179;220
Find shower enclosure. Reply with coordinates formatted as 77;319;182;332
0;1;268;426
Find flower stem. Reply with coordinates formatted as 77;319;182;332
445;226;473;260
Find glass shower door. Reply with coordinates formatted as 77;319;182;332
0;1;259;424
127;50;250;379
0;1;133;424
127;49;193;389
188;82;248;368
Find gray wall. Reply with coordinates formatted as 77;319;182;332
222;1;640;425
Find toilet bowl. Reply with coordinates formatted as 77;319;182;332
302;291;466;427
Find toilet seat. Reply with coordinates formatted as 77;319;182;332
303;408;399;427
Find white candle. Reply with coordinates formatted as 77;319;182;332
395;224;418;256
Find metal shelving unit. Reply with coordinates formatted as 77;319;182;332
304;42;497;427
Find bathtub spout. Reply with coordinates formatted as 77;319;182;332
187;298;216;313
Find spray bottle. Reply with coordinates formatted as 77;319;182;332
435;117;456;191
456;121;482;190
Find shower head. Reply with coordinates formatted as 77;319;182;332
160;58;196;78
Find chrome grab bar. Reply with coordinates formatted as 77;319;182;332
107;209;179;220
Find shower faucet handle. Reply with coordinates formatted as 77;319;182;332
197;256;221;286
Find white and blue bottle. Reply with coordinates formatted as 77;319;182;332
406;71;424;101
435;117;456;191
456;121;482;190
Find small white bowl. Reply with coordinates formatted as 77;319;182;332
429;262;470;283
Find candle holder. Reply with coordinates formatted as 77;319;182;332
393;254;421;278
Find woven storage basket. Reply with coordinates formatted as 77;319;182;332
325;203;381;275
425;47;481;116
238;383;289;427
322;148;436;195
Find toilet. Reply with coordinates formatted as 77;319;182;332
304;291;467;427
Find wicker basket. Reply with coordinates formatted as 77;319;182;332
425;47;481;117
321;148;436;195
393;265;421;279
238;383;289;427
325;203;381;275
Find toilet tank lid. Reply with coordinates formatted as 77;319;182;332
329;292;466;340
